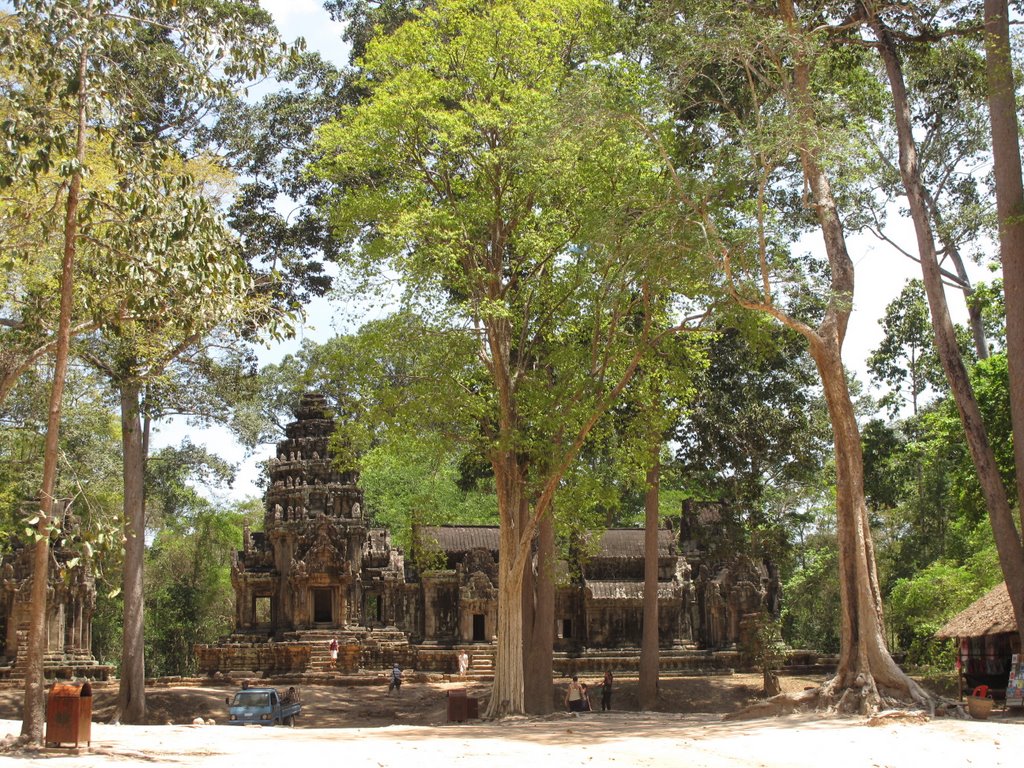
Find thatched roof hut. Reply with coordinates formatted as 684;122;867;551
936;582;1016;639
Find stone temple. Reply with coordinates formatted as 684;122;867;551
198;393;781;676
0;500;110;680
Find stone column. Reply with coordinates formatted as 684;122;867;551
72;596;83;652
422;576;437;641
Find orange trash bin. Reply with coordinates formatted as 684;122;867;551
45;682;92;747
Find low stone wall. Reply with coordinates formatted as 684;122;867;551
554;650;741;677
416;647;459;674
195;642;310;675
196;640;835;679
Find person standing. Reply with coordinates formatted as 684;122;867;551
329;637;339;667
564;674;584;712
457;651;469;676
388;663;403;695
601;670;613;711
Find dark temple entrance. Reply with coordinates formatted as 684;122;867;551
313;588;332;624
473;613;486;642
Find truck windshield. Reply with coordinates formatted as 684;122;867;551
232;692;271;707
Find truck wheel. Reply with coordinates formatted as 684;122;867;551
284;715;294;727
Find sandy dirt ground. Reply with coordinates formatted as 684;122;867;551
0;675;1020;767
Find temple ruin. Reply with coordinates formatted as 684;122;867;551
0;500;109;680
198;393;781;676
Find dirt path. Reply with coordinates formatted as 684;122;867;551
2;711;1022;768
0;675;1020;766
0;673;825;728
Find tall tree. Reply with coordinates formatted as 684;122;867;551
866;32;993;360
860;0;1024;654
316;0;704;716
1;1;92;741
983;2;1024;634
0;0;280;731
868;280;945;417
644;0;927;707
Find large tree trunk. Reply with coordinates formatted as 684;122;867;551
638;457;659;709
811;341;926;708
520;494;535;693
488;461;527;717
870;8;1024;649
113;381;146;723
985;0;1024;581
771;0;927;709
524;511;554;714
921;192;988;360
20;38;89;744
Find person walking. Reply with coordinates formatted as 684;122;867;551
564;674;584;712
601;670;613;711
388;663;403;695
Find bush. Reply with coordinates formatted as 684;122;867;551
886;560;982;667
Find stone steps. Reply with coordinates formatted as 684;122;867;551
469;651;494;672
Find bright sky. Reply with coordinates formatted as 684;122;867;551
152;2;989;504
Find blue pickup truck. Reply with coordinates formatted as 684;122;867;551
226;687;301;726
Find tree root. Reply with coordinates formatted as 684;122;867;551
722;687;820;721
724;673;951;722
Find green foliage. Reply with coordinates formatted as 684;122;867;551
781;540;841;653
360;440;498;560
743;611;788;675
867;351;1015;588
0;0;289;369
91;588;124;669
886;559;992;668
672;319;830;564
215;50;341;314
867;280;946;417
0;367;123;566
143;481;254;679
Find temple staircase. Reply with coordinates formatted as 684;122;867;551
466;647;494;676
285;627;415;675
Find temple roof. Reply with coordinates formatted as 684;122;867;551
585;580;677;601
416;526;500;554
593;528;675;559
416;525;676;559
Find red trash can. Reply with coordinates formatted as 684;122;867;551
447;688;468;722
46;681;92;747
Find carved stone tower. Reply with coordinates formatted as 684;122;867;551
231;392;404;637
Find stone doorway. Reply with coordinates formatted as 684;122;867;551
472;613;486;642
558;618;572;639
365;594;382;624
254;596;272;627
312;588;333;624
